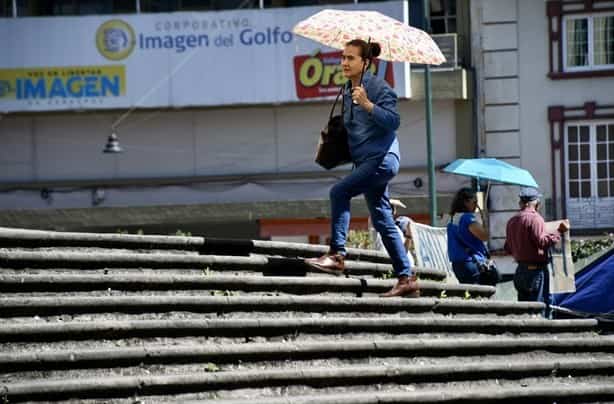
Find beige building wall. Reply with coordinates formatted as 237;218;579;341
0;99;465;210
472;0;614;248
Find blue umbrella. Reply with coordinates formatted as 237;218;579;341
443;158;539;188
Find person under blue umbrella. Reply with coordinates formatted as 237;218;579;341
446;188;491;284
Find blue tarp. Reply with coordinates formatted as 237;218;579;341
552;247;614;316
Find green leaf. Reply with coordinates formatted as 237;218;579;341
204;362;220;372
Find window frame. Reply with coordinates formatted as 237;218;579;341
547;0;614;80
549;102;614;231
430;0;457;34
562;12;614;73
563;119;614;228
564;120;614;200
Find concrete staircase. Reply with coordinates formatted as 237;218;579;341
1;227;613;403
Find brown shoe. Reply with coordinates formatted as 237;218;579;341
305;253;345;275
380;274;420;298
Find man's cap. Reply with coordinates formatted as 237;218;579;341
390;199;407;209
519;187;542;201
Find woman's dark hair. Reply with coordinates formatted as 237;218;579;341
450;187;477;216
346;39;381;60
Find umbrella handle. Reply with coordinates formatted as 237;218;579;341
561;232;569;277
352;37;372;120
483;181;490;228
358;37;372;86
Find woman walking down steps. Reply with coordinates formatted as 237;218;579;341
305;39;418;298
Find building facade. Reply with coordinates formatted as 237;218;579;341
0;0;474;240
471;0;614;249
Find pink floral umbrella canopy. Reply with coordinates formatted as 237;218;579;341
293;9;445;65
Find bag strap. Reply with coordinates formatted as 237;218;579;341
328;85;345;120
450;214;491;259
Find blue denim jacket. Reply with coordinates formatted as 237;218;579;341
342;71;401;164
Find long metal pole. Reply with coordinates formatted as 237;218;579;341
423;0;437;225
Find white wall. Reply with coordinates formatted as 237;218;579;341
397;100;457;166
472;0;614;246
0;100;458;210
517;0;614;194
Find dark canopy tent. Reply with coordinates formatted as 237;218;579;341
552;247;614;327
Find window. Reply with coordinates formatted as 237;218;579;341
596;123;614;197
181;0;258;11
566;125;593;198
264;0;353;8
547;1;614;79
1;0;12;17
140;0;176;12
565;121;614;228
430;0;456;34
563;14;614;72
16;0;135;15
140;0;261;11
408;0;458;32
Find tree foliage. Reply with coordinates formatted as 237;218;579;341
346;229;373;250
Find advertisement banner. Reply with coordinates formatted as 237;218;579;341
0;1;409;112
0;66;125;105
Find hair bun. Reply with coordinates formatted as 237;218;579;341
369;42;381;58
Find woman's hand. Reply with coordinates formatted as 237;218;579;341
351;86;374;113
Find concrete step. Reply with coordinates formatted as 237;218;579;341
0;317;597;343
0;274;493;298
0;250;446;280
2;227;608;403
9;351;607;383
2;336;613;373
2;359;614;402
183;382;614;404
0;295;542;318
0;227;393;263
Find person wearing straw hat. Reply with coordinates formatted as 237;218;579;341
305;39;419;298
370;199;416;267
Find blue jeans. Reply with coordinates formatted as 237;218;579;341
452;261;480;284
514;264;550;317
329;153;411;277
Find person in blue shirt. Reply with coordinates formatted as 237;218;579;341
446;187;490;284
305;39;418;298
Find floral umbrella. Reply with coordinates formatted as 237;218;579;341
292;9;445;65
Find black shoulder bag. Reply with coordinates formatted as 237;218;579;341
315;86;351;170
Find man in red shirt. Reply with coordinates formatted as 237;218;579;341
505;187;569;316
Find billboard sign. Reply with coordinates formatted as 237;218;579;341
0;1;409;112
293;50;395;99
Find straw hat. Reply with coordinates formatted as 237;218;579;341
390;199;407;209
